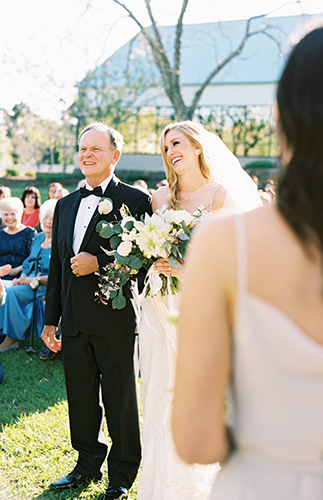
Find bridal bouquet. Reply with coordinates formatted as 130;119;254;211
95;205;209;309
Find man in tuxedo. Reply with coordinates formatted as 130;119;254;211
41;122;151;500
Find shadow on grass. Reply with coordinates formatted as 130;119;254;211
0;337;66;429
31;483;107;500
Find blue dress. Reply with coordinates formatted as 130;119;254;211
0;227;36;280
0;233;51;340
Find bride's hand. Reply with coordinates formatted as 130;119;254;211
154;258;182;279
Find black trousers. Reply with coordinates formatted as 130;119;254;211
62;332;141;488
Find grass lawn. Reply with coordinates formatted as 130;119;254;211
0;338;141;499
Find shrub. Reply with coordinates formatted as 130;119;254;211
26;170;36;178
5;167;20;177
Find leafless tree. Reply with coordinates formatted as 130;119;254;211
111;0;286;120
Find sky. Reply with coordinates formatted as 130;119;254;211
1;0;322;122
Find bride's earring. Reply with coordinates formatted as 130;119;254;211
194;148;201;155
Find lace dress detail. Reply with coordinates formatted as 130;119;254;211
137;183;220;500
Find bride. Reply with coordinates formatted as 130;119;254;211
137;120;261;499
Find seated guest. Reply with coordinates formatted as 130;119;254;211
76;178;86;189
0;197;36;281
47;182;63;200
133;179;149;192
0;199;56;353
53;187;69;199
0;186;11;199
0;185;11;230
21;186;41;228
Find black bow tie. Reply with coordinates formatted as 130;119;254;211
80;186;103;198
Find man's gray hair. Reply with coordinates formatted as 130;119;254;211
78;122;124;153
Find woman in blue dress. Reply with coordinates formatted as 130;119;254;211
0;199;57;352
0;197;36;281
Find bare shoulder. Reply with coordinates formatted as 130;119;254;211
189;206;270;278
192;210;236;258
152;186;171;211
212;184;228;211
185;211;238;287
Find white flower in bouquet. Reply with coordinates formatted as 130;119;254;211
134;212;169;233
134;212;170;259
117;240;133;257
135;229;168;259
120;216;137;230
162;208;195;226
98;197;113;215
128;229;137;241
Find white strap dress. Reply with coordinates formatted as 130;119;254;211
210;215;323;500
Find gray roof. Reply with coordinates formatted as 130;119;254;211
83;14;320;88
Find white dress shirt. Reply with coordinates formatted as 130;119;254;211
73;175;112;255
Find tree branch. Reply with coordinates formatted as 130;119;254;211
188;16;284;115
189;18;252;114
112;0;188;115
174;0;190;77
112;1;173;94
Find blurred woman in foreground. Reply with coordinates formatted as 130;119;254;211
172;27;323;500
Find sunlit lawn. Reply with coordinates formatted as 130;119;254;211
0;338;141;500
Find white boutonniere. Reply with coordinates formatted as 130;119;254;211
98;197;113;215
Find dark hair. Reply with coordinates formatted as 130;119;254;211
277;26;323;255
21;186;41;209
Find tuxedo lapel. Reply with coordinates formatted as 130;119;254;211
79;176;119;252
66;191;82;256
102;175;118;199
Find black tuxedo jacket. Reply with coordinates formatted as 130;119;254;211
44;176;152;337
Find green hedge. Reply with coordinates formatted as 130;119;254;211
244;160;277;169
35;171;84;184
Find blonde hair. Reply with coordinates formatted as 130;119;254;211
0;197;24;219
160;121;218;209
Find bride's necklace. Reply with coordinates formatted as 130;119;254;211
179;182;209;203
180;191;192;202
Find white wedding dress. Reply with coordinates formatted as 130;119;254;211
209;215;323;500
137;184;221;500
